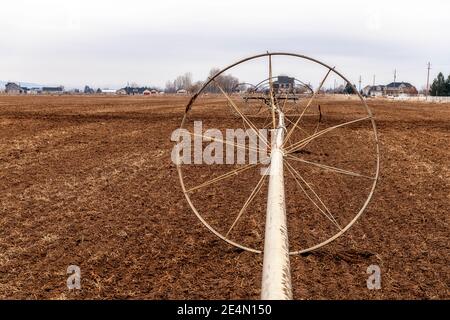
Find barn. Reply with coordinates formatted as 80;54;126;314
42;86;64;94
5;82;26;94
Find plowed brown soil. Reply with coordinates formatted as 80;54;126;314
0;95;448;299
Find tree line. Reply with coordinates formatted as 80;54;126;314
165;69;239;94
430;72;450;96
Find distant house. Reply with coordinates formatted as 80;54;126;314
123;86;146;95
116;88;127;95
5;82;26;94
363;85;385;97
120;86;160;95
100;89;116;95
362;82;417;97
362;85;372;96
42;86;64;94
176;89;187;94
273;76;295;93
370;85;385;97
126;87;141;95
385;82;418;96
28;87;42;95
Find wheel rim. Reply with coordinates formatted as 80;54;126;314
176;52;380;255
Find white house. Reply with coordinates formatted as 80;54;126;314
101;89;116;95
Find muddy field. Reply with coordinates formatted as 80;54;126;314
0;95;448;299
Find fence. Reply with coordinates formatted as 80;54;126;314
389;95;450;103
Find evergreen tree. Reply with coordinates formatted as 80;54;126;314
84;85;94;94
430;72;447;96
446;75;450;96
343;82;356;94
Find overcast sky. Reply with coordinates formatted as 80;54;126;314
1;0;449;89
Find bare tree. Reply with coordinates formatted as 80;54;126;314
205;68;239;93
165;72;193;93
165;70;238;94
174;73;193;91
189;81;204;93
165;80;176;93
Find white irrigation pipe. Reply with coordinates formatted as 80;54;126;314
261;111;293;300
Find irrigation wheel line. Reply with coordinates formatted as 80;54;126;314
254;76;313;93
227;82;258;117
177;52;380;255
227;77;314;118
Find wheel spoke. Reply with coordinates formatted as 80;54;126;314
268;54;276;129
285;161;342;230
262;110;274;130
284;115;315;151
188;131;261;154
185;163;257;193
281;92;289;112
283;68;333;147
248;100;265;117
286;154;375;179
284;114;310;137
301;104;322;149
213;79;270;149
286;116;371;154
226;168;268;237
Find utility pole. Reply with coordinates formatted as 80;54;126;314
426;62;431;99
358;75;362;93
373;75;376;86
394;69;397;85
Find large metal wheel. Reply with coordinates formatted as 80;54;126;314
175;52;380;255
